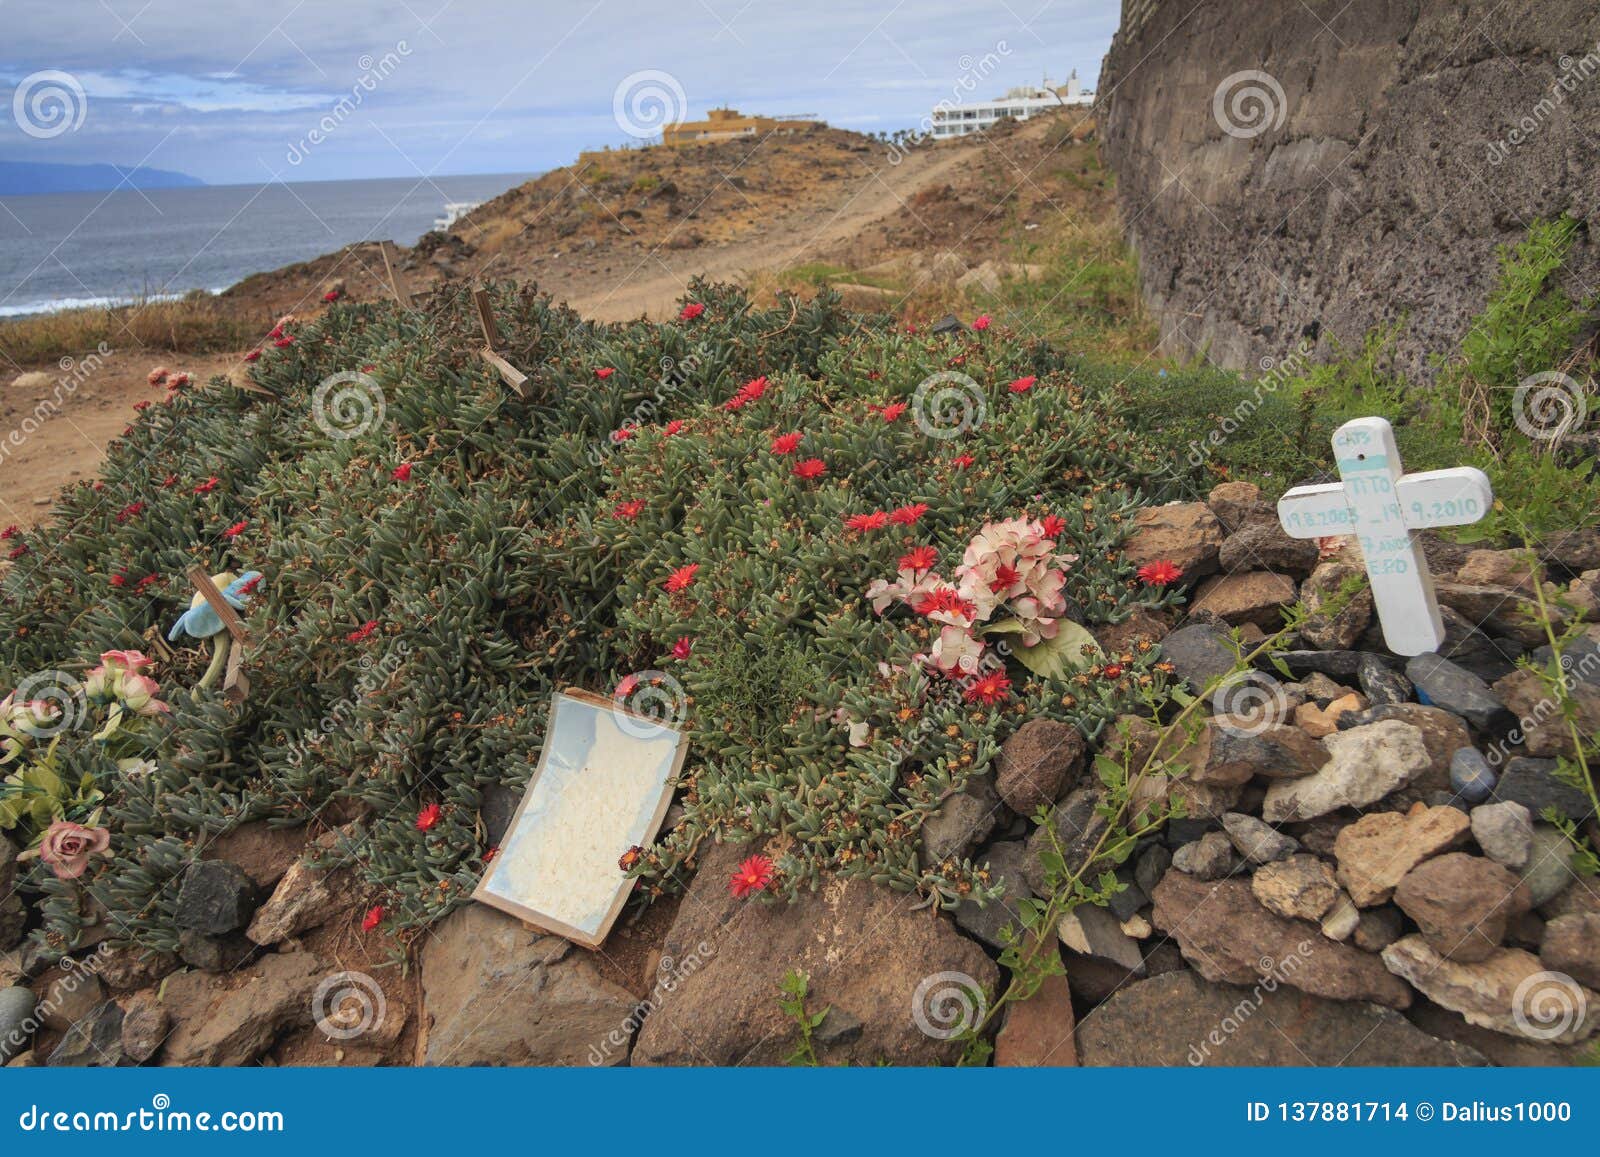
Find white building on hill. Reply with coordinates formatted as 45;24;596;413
928;70;1094;140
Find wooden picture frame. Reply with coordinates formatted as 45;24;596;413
472;687;687;948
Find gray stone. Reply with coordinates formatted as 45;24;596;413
1133;843;1171;898
1172;831;1239;880
1357;653;1412;706
953;841;1034;950
1320;893;1361;941
1471;801;1534;870
1298;562;1374;651
1058;903;1146;975
46;1001;123;1067
1270;650;1389;681
813;1008;863;1047
160;951;333;1066
1208;723;1326;781
1158;623;1238;692
1221;812;1298;864
1405;654;1514;733
0;836;24;950
1106;868;1148;922
1353;907;1405;953
1262;720;1431;822
1450;747;1496;804
177;928;256;973
1521;824;1580;906
1022;787;1109;895
0;986;37;1063
1541;914;1600;988
1493;757;1596;823
1078;972;1484;1066
1382;936;1599;1044
1219;520;1319;575
919;777;1003;869
174;860;260;936
120;1000;170;1064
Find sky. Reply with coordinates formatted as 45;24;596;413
0;0;1118;185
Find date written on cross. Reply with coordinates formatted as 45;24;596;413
1277;416;1493;657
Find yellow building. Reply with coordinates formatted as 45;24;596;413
661;108;820;147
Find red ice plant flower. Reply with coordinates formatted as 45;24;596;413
482;846;498;864
899;545;938;572
671;635;693;661
135;575;159;593
889;502;928;525
880;401;907;422
273;336;294;348
678;302;705;321
729;854;775;898
723;376;769;411
1136;559;1184;586
416;803;441;831
664;563;700;593
1008;375;1036;393
323;290;341;302
7;544;27;560
194;476;220;494
950;454;975;470
612;499;646;521
844;511;889;532
361;905;385;932
346;620;379;643
611;426;635;443
792;457;826;480
0;526;16;540
770;432;802;455
973;314;991;331
167;372;190;390
662;419;685;436
914;587;975;620
391;462;413;481
235;574;262;595
963;670;1011;705
109;572;127;588
614;673;640;698
1040;514;1066;539
595;367;614;379
115;501;145;524
132;399;150;412
243;349;262;362
222;520;248;539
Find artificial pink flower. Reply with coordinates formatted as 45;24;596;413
19;822;112;881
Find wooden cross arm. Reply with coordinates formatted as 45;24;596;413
1396;467;1493;530
1276;482;1356;539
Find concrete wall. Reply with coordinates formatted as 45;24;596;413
1098;0;1600;379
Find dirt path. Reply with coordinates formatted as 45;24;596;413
1;350;243;530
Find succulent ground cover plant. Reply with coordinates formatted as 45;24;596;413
0;279;1185;955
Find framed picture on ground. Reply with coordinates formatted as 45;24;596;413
473;687;688;948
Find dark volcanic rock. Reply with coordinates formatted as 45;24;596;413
1494;757;1597;823
994;719;1086;815
1404;654;1514;733
1158;623;1238;692
174;860;260;936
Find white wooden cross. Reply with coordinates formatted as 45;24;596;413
1276;416;1493;656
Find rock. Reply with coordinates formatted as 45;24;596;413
37;965;105;1032
0;986;37;1063
479;782;523;844
1457;549;1537;593
1540;875;1600;922
1190;572;1297;629
1335;704;1470;793
421;904;637;1066
1208;724;1326;781
0;951;20;989
1404;654;1514;733
1432;606;1524;682
1495;667;1600;759
174;860;260;936
632;842;998;1066
1394;852;1531;963
1272;649;1393;681
1021;788;1109;895
1381;936;1599;1043
994;719;1085;815
1123;502;1226;577
1077;971;1483;1066
177;929;256;973
1157;623;1238;692
920;778;1004;869
95;945;180;993
1520;824;1579;906
247;835;364;946
5;1050;36;1067
1333;802;1471;907
1436;581;1571;649
1120;913;1152;938
813;1007;863;1047
1206;481;1265;533
120;999;169;1064
1134;843;1171;898
1218;521;1319;576
0;836;24;950
160;951;331;1066
1294;694;1363;737
1298;562;1374;650
1262;720;1431;822
1092;610;1171;653
1353;907;1405;953
1450;747;1497;804
954;841;1034;949
1541;914;1600;988
1151;873;1412;1008
1105;868;1147;921
1494;757;1596;823
1471;801;1534;870
46;1001;123;1067
995;971;1076;1066
1221;812;1298;864
10;371;55;391
1171;832;1239;880
1057;904;1145;974
1545;528;1600;573
1300;671;1354;705
1357;653;1412;706
1320;893;1361;941
1252;855;1340;921
203;822;308;890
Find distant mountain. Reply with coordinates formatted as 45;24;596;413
0;160;206;196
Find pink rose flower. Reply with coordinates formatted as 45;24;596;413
19;821;112;880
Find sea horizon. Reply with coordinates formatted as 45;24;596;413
0;170;538;319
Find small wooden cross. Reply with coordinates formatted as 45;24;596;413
1277;416;1493;656
472;287;529;398
185;566;251;702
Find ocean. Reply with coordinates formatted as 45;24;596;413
0;173;535;318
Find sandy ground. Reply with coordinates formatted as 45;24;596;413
1;350;244;529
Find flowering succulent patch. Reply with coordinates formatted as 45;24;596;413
0;278;1182;952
